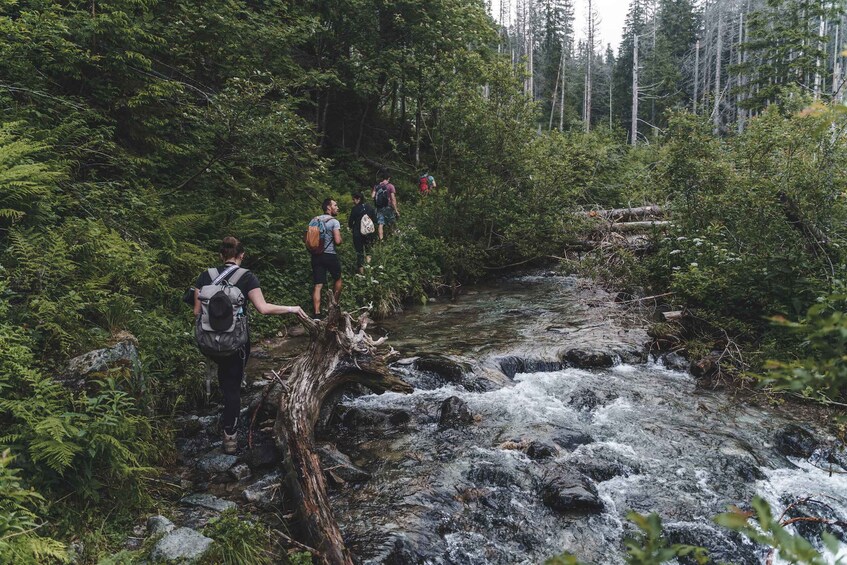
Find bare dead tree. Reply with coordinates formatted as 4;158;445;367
274;304;413;565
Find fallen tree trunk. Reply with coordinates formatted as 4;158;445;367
609;220;670;233
587;205;664;221
273;304;413;565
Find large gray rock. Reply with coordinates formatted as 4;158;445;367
149;527;213;563
60;334;143;391
180;493;235;513
439;396;474;428
540;469;604;513
563;348;615;368
775;424;819;458
196;453;238;475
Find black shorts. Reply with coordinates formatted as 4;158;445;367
311;253;341;284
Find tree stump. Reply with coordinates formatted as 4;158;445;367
273;303;412;565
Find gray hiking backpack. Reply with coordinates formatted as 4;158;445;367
195;265;249;359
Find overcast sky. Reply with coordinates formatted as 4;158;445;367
491;0;628;54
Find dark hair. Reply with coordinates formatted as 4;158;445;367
220;236;244;260
352;191;364;202
378;169;390;180
322;198;334;213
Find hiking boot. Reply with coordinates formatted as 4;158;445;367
222;431;237;454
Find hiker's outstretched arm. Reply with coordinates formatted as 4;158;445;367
247;288;308;319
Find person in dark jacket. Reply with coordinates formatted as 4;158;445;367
348;191;377;274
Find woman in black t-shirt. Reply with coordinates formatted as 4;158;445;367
194;236;307;454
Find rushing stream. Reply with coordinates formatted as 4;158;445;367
280;274;847;564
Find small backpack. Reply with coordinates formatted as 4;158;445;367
374;183;389;208
195;266;249;359
304;216;330;254
419;174;430;194
360;212;375;236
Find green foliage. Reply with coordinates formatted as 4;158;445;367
715;496;844;565
286;551;314;565
763;287;847;401
0;450;68;564
623;512;709;565
201;509;272;565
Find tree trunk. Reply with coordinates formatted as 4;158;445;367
631;34;639;145
274;305;413;565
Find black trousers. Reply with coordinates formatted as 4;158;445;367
217;341;250;434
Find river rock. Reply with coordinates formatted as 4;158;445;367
439;396;473;428
659;351;689;372
526;441;558;460
782;497;847;543
569;389;603;411
245;435;280;469
689;351;722;383
415;354;471;382
552;430;594;451
196;452;238;475
180;493;235;512
540;469;604;513
242;471;282;508
563;349;615;369
229;463;252;482
811;444;847;472
146;515;175;536
60;333;143;392
774;424;819;458
466;464;518;488
664;522;761;565
149;527;213;563
497;356;563;379
317;443;371;483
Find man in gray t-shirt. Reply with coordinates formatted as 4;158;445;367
311;198;342;319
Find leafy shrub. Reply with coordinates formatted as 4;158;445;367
202;508;272;565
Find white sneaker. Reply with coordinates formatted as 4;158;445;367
222;431;237;454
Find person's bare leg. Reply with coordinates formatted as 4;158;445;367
312;283;323;315
333;278;342;303
378;224;384;240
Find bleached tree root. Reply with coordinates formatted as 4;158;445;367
273;303;412;565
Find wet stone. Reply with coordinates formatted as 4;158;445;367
146;515;175;536
242;471;282;509
466;465;518;488
552;431;593;451
664;522;762;565
196;452;237;474
317;443;371;483
783;498;847;544
526;441;558;461
497;356;563;379
568;389;603;411
245;435;280;469
540;469;604;513
149;527;213;563
774;424;819;458
576;461;635;482
180;493;235;513
229;463;252;482
660;351;689;372
439;396;474;428
563;349;615;368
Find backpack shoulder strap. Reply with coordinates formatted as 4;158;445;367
212;264;239;284
208;268;219;281
227;268;248;286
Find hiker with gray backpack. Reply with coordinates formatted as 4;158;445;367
194;236;307;454
348;191;376;274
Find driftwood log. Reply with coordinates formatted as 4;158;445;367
273;303;413;565
586;204;664;222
